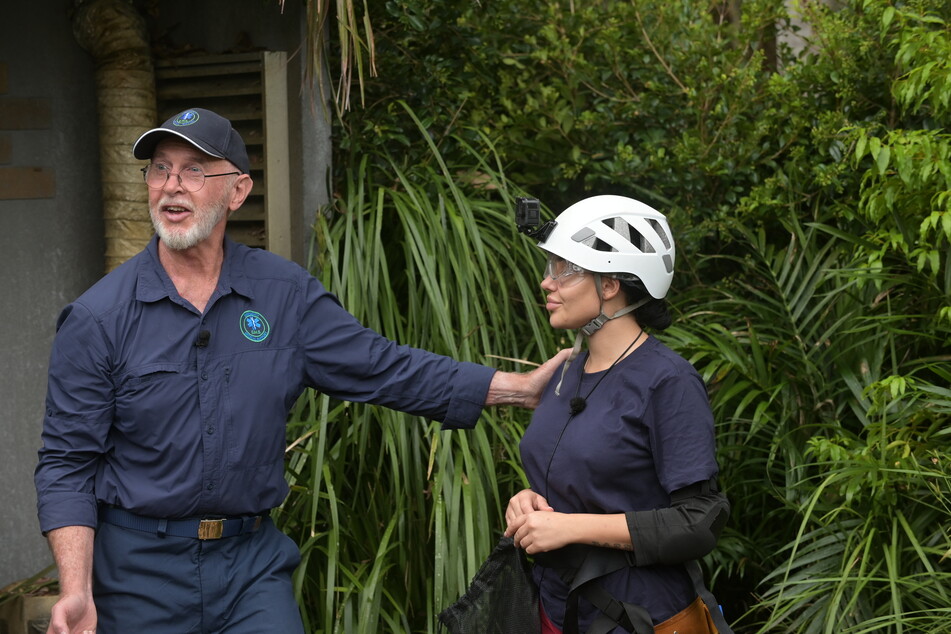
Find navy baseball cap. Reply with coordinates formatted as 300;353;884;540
132;108;251;174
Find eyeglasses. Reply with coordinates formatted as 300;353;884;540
141;163;240;192
544;254;586;287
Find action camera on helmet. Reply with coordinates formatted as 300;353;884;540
515;197;556;241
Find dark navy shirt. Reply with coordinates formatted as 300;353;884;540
35;236;494;533
520;335;719;630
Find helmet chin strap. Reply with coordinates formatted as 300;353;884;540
554;274;651;396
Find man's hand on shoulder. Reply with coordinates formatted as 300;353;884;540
485;348;572;409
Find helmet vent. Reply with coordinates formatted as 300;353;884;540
601;217;655;254
649;219;672;250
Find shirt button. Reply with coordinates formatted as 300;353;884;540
201;371;208;380
207;483;214;491
206;425;215;435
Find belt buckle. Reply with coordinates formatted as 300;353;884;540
198;519;224;540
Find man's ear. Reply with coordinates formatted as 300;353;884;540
228;174;254;212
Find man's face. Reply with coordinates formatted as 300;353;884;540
147;139;238;251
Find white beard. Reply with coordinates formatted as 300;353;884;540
150;196;229;251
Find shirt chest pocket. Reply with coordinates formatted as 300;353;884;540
115;363;193;443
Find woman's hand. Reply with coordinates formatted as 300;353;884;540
504;488;554;530
505;493;634;555
506;510;575;554
504;489;572;554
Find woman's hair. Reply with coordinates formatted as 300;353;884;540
619;278;672;331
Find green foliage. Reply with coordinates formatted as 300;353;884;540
841;2;951;319
758;407;951;633
666;217;951;632
293;0;951;631
740;0;951;327
332;0;794;247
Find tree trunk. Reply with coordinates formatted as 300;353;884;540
73;0;156;272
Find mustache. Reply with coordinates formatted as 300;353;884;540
155;198;192;208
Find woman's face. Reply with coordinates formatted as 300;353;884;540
540;255;601;330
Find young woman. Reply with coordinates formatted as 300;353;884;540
505;195;732;634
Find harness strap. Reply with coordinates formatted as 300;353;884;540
543;545;653;634
686;560;734;634
564;578;653;634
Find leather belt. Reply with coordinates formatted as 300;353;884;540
100;506;264;540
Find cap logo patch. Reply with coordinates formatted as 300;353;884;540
240;310;270;342
173;110;200;127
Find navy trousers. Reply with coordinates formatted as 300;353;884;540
93;517;305;633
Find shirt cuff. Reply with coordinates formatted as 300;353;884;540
37;491;99;535
439;362;496;430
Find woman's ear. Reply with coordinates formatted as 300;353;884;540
601;276;622;301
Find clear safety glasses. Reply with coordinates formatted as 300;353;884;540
544;254;587;288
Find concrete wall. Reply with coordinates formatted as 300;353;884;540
1;0;105;586
1;0;331;587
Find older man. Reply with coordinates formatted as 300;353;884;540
35;108;566;634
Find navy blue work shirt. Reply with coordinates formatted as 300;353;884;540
35;236;494;533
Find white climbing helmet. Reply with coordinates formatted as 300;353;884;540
537;195;675;299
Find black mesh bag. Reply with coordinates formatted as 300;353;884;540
437;535;540;634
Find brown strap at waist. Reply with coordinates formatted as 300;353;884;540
654;595;718;634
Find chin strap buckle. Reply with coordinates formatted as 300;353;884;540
581;313;609;336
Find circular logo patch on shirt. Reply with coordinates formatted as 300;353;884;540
240;310;270;342
173;110;200;126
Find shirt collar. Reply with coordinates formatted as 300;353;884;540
135;235;256;304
